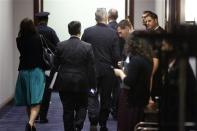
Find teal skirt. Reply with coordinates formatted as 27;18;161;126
15;68;45;106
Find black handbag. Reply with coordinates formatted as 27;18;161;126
40;35;54;70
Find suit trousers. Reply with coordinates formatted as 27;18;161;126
88;92;100;126
110;77;120;118
39;75;52;120
59;91;88;131
98;69;117;127
39;68;56;120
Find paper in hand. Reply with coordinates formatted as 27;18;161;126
49;72;58;89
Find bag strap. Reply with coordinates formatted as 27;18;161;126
39;35;54;55
40;35;49;48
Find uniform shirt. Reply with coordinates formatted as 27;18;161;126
37;23;59;52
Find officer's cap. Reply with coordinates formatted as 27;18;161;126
35;12;50;18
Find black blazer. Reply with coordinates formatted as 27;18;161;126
54;37;96;92
82;23;121;76
123;55;152;107
16;33;45;70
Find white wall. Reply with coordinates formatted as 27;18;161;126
0;0;33;108
155;0;165;29
185;0;197;22
134;0;165;30
134;0;155;30
0;0;14;108
44;0;125;41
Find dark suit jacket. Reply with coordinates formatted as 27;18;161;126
81;23;121;77
123;55;152;107
108;21;118;30
154;26;166;34
54;36;96;92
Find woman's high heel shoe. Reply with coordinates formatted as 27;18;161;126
32;125;36;131
25;123;36;131
25;123;31;131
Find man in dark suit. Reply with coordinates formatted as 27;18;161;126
108;8;118;30
82;8;121;131
145;12;166;33
108;8;120;120
54;21;96;131
108;9;125;56
117;19;134;59
35;11;60;123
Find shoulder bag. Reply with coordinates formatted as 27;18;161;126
40;35;54;70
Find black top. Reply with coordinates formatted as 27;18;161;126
123;55;152;107
54;37;96;92
148;26;166;101
16;33;45;70
82;23;121;76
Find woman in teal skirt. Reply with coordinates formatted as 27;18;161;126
15;18;46;131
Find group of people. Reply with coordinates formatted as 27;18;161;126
14;7;197;131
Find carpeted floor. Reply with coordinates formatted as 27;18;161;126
0;92;117;131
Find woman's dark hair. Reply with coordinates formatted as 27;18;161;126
68;21;81;35
126;33;153;63
18;18;37;37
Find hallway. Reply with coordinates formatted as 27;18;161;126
0;92;117;131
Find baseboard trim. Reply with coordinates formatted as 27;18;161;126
0;97;14;118
0;96;14;109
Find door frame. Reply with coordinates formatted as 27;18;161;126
125;0;134;24
165;0;181;31
33;0;43;21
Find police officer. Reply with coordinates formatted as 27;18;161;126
35;11;60;123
